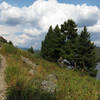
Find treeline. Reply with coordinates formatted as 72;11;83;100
41;19;97;76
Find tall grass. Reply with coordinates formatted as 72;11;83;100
5;65;56;100
0;44;100;100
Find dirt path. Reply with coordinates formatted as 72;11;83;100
0;55;7;100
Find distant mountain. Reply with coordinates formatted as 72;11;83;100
20;47;28;50
20;47;40;53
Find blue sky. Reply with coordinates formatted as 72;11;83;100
1;0;100;8
59;0;100;8
0;0;100;49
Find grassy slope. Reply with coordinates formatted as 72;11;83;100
0;44;100;100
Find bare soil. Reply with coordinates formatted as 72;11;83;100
0;55;7;100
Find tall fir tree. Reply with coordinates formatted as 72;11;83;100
61;19;78;67
9;41;13;46
77;26;97;76
61;19;78;40
27;46;34;54
41;25;63;61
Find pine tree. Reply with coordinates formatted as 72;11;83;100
41;26;54;61
41;25;63;61
61;19;78;40
27;46;34;54
77;26;97;76
9;41;13;46
61;19;78;67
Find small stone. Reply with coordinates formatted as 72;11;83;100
29;69;35;75
41;80;56;93
47;74;57;82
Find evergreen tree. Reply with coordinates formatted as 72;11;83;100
27;46;34;54
77;26;97;76
41;20;97;76
9;41;13;46
41;26;54;61
61;19;78;67
61;19;78;40
41;25;63;61
0;36;7;44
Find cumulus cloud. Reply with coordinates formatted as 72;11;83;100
24;28;41;36
0;0;100;48
88;24;100;34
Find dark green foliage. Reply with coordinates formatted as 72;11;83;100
76;26;97;75
61;20;78;67
27;46;34;54
41;25;63;61
40;92;56;100
61;19;78;40
41;19;97;75
8;41;13;46
0;36;7;44
41;20;78;62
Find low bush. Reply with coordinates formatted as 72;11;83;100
1;44;18;55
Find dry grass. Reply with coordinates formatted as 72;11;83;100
0;44;100;100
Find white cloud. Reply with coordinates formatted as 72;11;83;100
24;28;41;36
88;24;100;34
0;0;100;48
15;34;31;44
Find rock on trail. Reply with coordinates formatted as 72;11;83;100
21;56;37;75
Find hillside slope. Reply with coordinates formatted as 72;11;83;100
0;44;100;100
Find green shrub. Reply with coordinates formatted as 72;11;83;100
6;79;36;100
1;44;18;55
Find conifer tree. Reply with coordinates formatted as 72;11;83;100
77;26;97;76
61;19;78;40
61;19;78;67
9;41;13;46
27;46;34;54
41;25;63;61
41;26;54;61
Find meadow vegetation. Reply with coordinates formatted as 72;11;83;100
0;44;100;100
